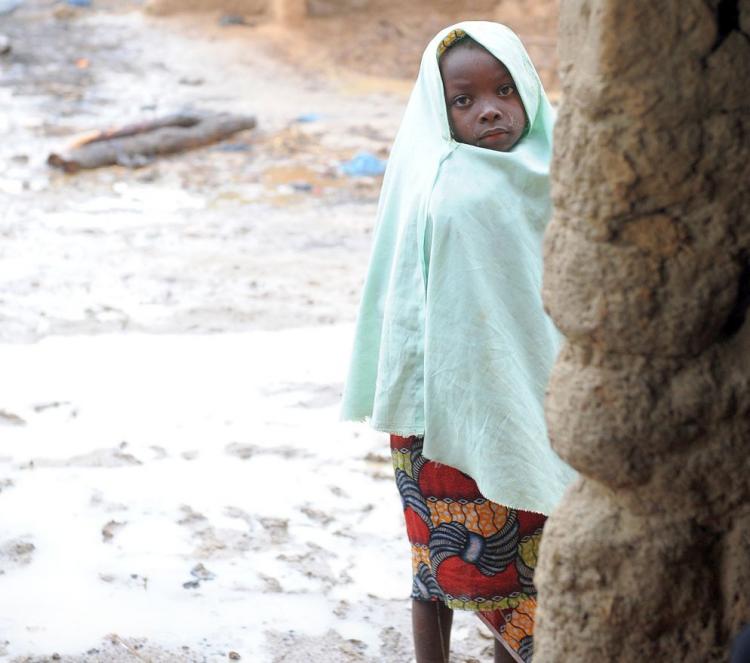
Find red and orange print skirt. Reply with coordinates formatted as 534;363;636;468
390;434;546;663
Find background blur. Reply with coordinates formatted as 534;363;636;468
0;1;558;661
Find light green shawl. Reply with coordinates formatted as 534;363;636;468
341;21;575;515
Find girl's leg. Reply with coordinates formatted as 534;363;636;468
412;599;453;663
493;639;518;663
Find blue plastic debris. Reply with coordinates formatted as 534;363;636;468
295;112;323;124
219;14;246;26
0;0;22;15
214;142;251;153
341;151;387;177
66;0;92;6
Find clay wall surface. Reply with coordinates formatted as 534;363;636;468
145;0;489;16
144;0;371;16
145;0;267;16
535;0;750;660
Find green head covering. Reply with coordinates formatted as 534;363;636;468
341;21;575;515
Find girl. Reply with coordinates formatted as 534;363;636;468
341;22;575;663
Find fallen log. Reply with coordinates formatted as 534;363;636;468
48;111;257;173
66;113;203;149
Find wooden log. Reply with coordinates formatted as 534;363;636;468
48;112;257;173
68;113;202;149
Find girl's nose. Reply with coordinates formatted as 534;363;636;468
479;103;503;122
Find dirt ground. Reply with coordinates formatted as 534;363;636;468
0;0;558;343
0;1;558;661
1;0;403;343
262;0;560;100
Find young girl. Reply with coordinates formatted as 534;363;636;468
341;22;575;663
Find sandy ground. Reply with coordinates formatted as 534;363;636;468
0;0;402;342
0;1;514;661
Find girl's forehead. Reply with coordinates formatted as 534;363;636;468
439;45;512;82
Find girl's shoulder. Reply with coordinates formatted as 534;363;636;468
429;148;510;222
428;145;550;236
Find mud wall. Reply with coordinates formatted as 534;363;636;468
144;0;369;17
535;0;750;661
140;0;560;95
145;0;267;16
145;0;496;18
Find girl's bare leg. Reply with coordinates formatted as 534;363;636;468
412;599;453;663
493;639;518;663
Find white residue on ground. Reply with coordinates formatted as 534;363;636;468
0;327;404;660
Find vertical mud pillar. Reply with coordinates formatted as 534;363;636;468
535;1;750;661
271;0;307;23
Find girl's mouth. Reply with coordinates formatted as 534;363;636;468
478;128;510;140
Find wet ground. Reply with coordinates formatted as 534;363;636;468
0;0;399;342
0;2;496;661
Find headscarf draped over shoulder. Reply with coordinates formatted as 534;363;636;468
341;21;575;515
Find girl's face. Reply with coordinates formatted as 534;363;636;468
439;43;527;152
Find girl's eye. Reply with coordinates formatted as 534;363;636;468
498;85;515;97
453;95;471;107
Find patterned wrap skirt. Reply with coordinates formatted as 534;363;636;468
390;434;547;663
